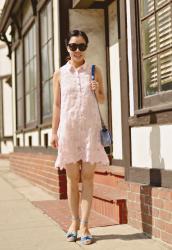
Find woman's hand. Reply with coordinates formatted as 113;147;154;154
50;134;58;149
90;66;105;103
90;80;99;92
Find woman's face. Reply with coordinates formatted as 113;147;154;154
67;35;87;63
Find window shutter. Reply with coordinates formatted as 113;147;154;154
158;5;172;90
140;0;172;94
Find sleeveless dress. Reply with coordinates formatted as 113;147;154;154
55;61;109;169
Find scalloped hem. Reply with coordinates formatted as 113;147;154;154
55;159;109;170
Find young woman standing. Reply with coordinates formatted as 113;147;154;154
51;30;109;245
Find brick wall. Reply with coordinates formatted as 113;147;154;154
127;182;172;246
10;152;67;199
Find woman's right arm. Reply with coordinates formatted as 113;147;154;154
51;70;61;149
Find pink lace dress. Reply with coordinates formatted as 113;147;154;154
55;61;109;169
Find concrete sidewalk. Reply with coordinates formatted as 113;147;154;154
0;159;171;250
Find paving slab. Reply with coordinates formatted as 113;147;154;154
0;178;23;201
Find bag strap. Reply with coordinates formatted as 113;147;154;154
91;65;106;128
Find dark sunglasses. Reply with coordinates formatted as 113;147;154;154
68;43;87;52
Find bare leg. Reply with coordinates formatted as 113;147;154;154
65;162;81;233
80;162;96;236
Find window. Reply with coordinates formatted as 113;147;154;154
40;1;54;119
24;24;37;124
140;0;172;98
16;44;23;128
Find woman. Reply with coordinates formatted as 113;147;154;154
51;30;109;245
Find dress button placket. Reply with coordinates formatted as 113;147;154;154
76;70;82;153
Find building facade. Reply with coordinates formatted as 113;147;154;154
0;0;172;247
0;0;13;155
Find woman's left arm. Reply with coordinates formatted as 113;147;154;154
91;66;105;104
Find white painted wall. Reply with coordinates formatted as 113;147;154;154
25;131;39;146
0;46;11;76
2;80;13;136
131;125;172;170
126;0;134;116
108;1;123;160
1;140;13;154
0;0;6;10
69;9;108;126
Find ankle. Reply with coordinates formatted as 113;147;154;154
71;216;80;221
80;220;88;229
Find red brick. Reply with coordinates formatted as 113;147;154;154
158;189;172;200
130;183;141;193
127;201;141;212
152;207;159;218
144;196;152;205
128;210;136;219
159;210;172;222
164;201;172;212
154;218;166;231
142;222;152;236
165;223;172;234
152;227;161;238
140;204;149;215
135;212;142;221
128;192;137;201
135;193;145;203
161;231;172;245
140;185;152;196
152;198;164;209
94;174;118;188
151;187;161;198
142;214;153;226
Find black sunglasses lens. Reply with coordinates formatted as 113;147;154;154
68;43;87;51
78;44;87;51
68;44;77;51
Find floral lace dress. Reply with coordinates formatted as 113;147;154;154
55;61;109;169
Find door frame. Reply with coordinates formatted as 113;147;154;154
59;0;131;176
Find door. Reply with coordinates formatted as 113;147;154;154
68;0;129;169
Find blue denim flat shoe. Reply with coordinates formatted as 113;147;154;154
80;235;93;245
66;231;78;242
66;217;80;242
80;220;93;245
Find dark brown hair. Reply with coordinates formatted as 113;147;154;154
65;30;89;46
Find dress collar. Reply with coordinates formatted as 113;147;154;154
66;60;88;72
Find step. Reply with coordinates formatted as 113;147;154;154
95;165;125;177
32;199;115;232
10;152;67;199
94;165;126;189
79;183;128;224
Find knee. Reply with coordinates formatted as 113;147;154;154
81;170;94;183
67;172;80;185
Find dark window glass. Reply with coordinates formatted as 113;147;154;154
24;24;37;124
16;44;23;128
40;1;54;118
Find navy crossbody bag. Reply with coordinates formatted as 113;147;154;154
91;65;112;148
